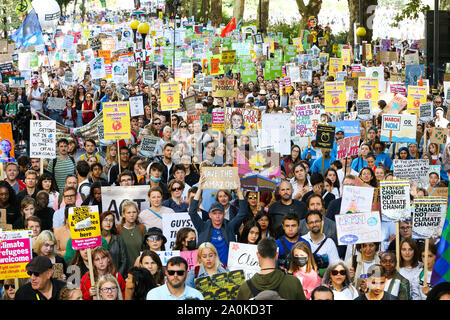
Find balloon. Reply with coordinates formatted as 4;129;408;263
31;0;61;32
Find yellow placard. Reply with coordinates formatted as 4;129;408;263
293;38;303;52
68;206;102;250
341;48;351;65
358;77;379;105
160;82;180;111
325;81;347;112
102;101;131;140
221;50;236;64
364;44;372;60
82;29;90;40
407;86;427;114
319;52;329;62
329;58;342;78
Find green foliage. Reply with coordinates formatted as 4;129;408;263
391;0;430;28
267;21;301;43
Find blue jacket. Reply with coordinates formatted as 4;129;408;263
185;263;229;288
188;198;248;248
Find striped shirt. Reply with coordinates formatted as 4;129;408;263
47;157;76;191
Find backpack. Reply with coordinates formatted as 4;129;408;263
117;223;145;236
246;273;286;298
52;156;76;174
312;236;329;269
277;237;293;269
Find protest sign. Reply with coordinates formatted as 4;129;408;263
180;62;193;79
184;95;197;117
102;102;131;140
227;242;260;280
235;150;281;179
407;85;427;114
430;127;448;145
358;77;378;105
195;270;245;300
393;159;429;186
8;77;25;88
212;79;237;97
405;65;425;88
0;123;15;162
294;103;321;137
68;206;102;250
340;185;374;214
224;107;258;133
0;229;33;279
419;102;433;123
201;167;239;190
380;113;416;144
162;212;197;250
139;135;159;158
328;120;361;138
221;50;236;64
47;97;67;110
212;108;225;131
90;57;106;79
412;197;447;239
160;83;180;111
329;57;342;77
101;185;150;223
30;120;56;159
324;81;346;112
156;250;181;266
316;124;336;149
259;113;291;155
180;250;198;272
356;99;372;121
336;211;382;245
365;66;385;92
385;94;407;114
380;180;411;222
129;95;144;117
336;136;360;160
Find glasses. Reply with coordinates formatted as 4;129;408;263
167;270;185;276
100;286;118;293
331;270;346;276
103;218;114;223
248;195;257;199
64;194;76;198
154;122;161;125
180;125;187;128
27;271;42;277
171;186;183;191
400;226;412;231
307;220;321;225
4;284;15;290
147;236;161;242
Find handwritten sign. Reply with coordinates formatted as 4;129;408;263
201;167;239;190
336;136;360;160
336;212;382;245
180;250;198;271
380;180;411;222
412;197;447;239
212;79;238;97
340;185;374;214
30;120;56;159
129;95;144;117
227;242;260;280
294;103;321;137
155;250;181;266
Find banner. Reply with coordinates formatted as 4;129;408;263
227;242;260;280
0;229;33;280
380;113;417;144
194;270;245;300
324;81;346;112
68;206;102;250
412;197;447;239
129;95;144;117
162;213;197;250
407;85;427;114
393;159;429;185
30;120;56;159
102;101;131;140
201;167;239;190
340;185;374;214
336;211;382;245
160;83;180;111
336;136;360;160
380;180;411;222
212;79;238;97
101;185;151;224
294;103;321;137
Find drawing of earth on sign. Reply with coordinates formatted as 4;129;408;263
365;92;372;99
414;100;420;107
340;234;358;244
371;71;379;77
332;97;339;105
167;96;174;103
112;121;122;131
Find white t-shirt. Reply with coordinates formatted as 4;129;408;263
303;232;340;264
29;87;44;111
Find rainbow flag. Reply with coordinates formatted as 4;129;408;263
430;186;450;285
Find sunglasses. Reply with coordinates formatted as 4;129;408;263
179;125;187;128
248;195;257;199
167;270;185;276
331;270;346;276
147;236;161;242
4;284;15;290
172;186;183;191
27;271;42;277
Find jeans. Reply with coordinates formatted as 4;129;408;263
76;112;83;127
48;110;63;125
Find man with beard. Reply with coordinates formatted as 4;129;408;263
146;256;204;300
275;213;309;270
268;180;308;239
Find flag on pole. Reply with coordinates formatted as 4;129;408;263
430;186;450;286
220;17;236;38
10;8;44;49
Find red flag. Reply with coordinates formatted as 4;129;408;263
220;18;236;37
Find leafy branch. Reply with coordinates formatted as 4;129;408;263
391;0;430;28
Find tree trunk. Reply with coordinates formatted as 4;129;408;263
73;0;78;16
258;0;269;35
295;0;323;36
200;0;210;23
81;0;86;17
347;0;378;46
210;0;222;27
190;0;198;20
233;0;245;23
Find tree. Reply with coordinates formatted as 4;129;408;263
347;0;378;46
258;0;270;34
294;0;323;35
0;0;21;39
233;0;245;23
200;0;210;23
210;0;222;26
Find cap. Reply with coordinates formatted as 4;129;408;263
259;90;267;95
26;256;53;274
144;227;167;244
335;127;344;133
32;79;38;84
254;290;286;300
436;106;444;113
209;202;225;213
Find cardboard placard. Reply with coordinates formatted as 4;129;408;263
294;103;321;137
201;167;239;190
211;79;238;97
227;242;260;280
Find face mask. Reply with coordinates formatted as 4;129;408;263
187;240;197;251
150;175;161;182
294;256;308;267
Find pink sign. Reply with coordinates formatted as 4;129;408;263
337;136;360;160
180;250;198;271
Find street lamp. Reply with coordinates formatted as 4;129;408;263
173;0;181;74
130;19;140;44
138;22;150;69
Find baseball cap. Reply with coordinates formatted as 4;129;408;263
209;202;225;213
26;256;53;274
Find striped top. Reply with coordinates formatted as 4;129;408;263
47;157;76;192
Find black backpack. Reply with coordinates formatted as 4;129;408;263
277;237;293;269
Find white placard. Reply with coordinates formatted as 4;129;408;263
380;180;411;222
129;95;144;117
30;120;56;159
340;185;374;214
336;211;382;245
227;242;260;280
162;212;197;250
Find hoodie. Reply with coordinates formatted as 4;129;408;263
237;269;306;300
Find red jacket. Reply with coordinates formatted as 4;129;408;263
80;271;126;300
62;107;78;127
